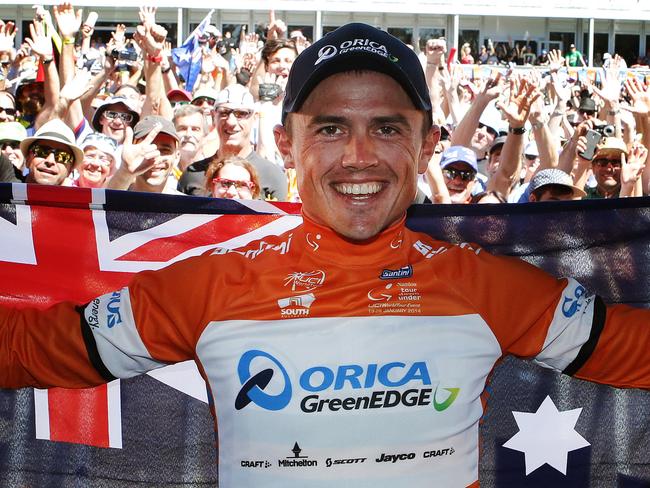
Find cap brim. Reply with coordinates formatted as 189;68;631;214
20;135;85;167
595;148;626;159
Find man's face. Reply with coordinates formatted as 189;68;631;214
79;147;114;188
0;93;16;122
25;140;74;185
98;104;134;144
18;82;44;116
471;124;495;156
214;104;255;153
592;155;622;192
275;71;437;241
487;147;503;176
1;139;23;169
138;133;179;187
175;112;205;157
442;162;477;204
192;97;217;118
267;47;296;78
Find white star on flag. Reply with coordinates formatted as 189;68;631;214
503;395;590;475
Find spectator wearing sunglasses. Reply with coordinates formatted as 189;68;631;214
179;85;287;201
584;137;628;199
191;88;220;127
14;72;44;132
577;97;597;124
0;92;17;123
88;96;140;146
167;89;193;110
0;121;27;179
19;119;83;186
205;156;261;200
440;146;479;204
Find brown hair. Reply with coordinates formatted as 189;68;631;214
261;38;298;67
205;156;261;199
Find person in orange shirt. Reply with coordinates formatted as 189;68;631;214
2;23;650;488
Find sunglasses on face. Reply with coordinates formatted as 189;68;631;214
443;168;476;182
192;97;216;107
478;123;498;138
0;140;19;150
103;110;134;123
213;177;255;192
0;106;16;116
216;107;254;120
30;143;74;166
524;154;538;161
593;158;622;168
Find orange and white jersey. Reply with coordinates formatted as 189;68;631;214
2;215;650;487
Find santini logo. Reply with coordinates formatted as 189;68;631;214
234;349;459;415
380;265;413;280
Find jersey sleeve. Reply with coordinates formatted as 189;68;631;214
0;253;229;389
450;245;650;389
0;301;107;389
81;254;227;381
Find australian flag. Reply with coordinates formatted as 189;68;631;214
171;10;214;93
1;182;650;487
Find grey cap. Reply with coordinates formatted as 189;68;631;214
529;168;586;198
133;115;179;142
489;135;507;154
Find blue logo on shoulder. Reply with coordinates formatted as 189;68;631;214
106;291;123;328
380;265;413;280
562;285;586;318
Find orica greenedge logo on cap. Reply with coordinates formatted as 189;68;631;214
314;38;398;66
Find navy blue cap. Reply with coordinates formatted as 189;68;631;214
282;23;432;124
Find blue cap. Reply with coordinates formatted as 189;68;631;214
282;23;432;124
440;146;478;172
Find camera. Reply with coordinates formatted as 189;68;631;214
579;121;617;161
258;83;282;101
591;121;616;138
110;47;138;64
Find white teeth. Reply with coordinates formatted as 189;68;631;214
334;182;383;195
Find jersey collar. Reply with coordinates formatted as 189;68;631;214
298;213;409;267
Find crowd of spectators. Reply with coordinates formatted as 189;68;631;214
1;3;649;207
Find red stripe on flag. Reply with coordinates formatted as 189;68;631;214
48;385;110;448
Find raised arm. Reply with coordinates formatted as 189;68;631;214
133;8;172;120
488;77;540;196
450;72;504;149
26;19;59;130
107;125;161;190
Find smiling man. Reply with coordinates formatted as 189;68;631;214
107;115;182;194
3;23;650;488
19;118;83;186
179;84;288;200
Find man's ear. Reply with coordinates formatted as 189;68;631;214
274;123;295;169
418;124;440;174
